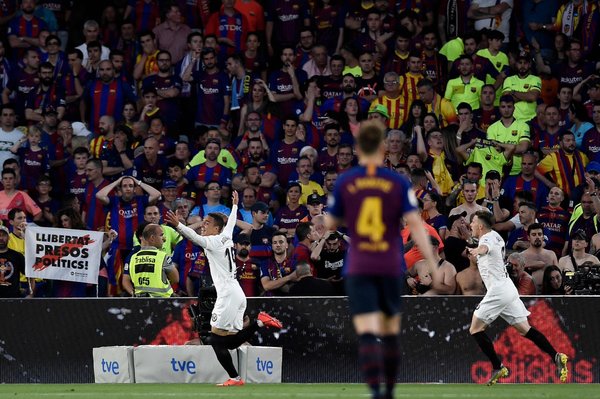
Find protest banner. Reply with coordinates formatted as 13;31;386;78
25;226;104;284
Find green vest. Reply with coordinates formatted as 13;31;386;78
129;249;173;298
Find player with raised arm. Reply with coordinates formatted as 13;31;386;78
468;210;568;386
326;120;439;399
164;191;282;387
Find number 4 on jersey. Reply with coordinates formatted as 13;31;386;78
356;197;386;242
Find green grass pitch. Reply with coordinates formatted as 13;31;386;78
0;384;597;399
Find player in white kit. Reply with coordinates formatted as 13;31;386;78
165;191;282;386
468;211;568;385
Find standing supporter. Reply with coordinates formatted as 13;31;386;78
416;127;457;196
486;95;531;176
235;0;265;34
296;156;324;205
261;230;296;296
268;117;303;187
96;175;162;291
536;130;588;198
445;55;485;111
534;39;596;89
152;4;190;65
10;126;49;193
67;147;90;203
81;60;137;132
205;0;249;59
189;48;231;129
288;261;337;296
3;48;40;124
381;28;411;76
125;0;161;34
234;233;260;297
0;105;24;170
276;182;308;240
538;186;570;258
455;251;486;295
355;51;378;102
116;19;142;77
311;230;346;285
265;0;310;57
369;72;407;129
75;20;111;66
420;28;448;93
468;1;513;44
444;213;472;272
133;30;160;82
581;103;600;161
417;79;458;128
133;204;181;255
472;84;500;133
502;152;549;211
296;77;325;149
502;53;541;122
24;62;66;123
7;0;48;59
449;180;488;222
82;159;109;230
318;123;341;174
291;221;317;272
475;30;508;105
520;223;559;292
171;216;210;297
532;105;565;155
243;201;276;270
0;225;27;298
353;10;390;63
267;47;306;118
190;181;231;218
0;169;42;222
185;138;233;195
133;136;169;190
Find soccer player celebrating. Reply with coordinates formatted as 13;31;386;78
164;191;282;386
468;210;568;385
326;120;438;399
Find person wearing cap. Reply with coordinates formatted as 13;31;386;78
158;179;179;214
299;193;324;223
537;130;589;197
241;201;276;270
559;228;599;273
368;71;406;129
501;52;541;122
485;95;531;177
0;224;28;298
234;233;260;297
367;103;391;126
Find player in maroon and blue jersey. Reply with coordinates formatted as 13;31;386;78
82;60;137;132
326;120;437;399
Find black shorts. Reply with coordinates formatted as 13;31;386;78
345;275;404;316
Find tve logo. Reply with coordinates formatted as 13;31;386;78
256;357;273;375
100;359;120;375
170;358;196;374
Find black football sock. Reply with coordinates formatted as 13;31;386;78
210;334;239;378
381;335;400;397
358;333;382;398
472;331;502;370
219;322;260;350
525;327;558;359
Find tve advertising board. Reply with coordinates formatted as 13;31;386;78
133;345;238;383
93;346;135;383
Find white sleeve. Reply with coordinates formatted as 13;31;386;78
175;222;218;250
222;205;238;239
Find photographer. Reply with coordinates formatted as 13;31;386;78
558;230;599;273
506;252;536;295
541;265;572;295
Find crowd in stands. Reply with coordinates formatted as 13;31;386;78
0;0;599;298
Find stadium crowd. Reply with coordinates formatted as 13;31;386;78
0;0;598;298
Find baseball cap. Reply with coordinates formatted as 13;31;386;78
368;104;390;119
234;233;251;245
573;229;587;241
448;211;468;227
162;179;177;189
0;225;9;235
586;161;600;173
71;122;92;137
307;193;323;205
251;201;269;213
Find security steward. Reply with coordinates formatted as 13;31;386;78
122;224;179;297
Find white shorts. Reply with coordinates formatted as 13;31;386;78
474;281;530;326
211;283;247;333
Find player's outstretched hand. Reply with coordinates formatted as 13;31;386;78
232;190;239;206
164;210;180;228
